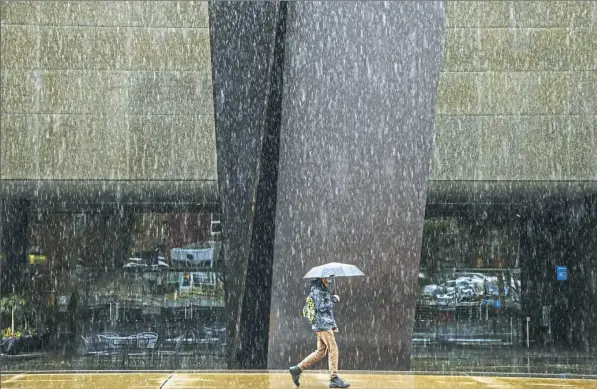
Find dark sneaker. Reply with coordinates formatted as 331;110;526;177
289;366;301;386
329;376;350;388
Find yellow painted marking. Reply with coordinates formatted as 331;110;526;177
2;374;25;383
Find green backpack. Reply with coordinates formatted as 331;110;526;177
302;296;316;324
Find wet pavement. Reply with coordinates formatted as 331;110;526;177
2;372;597;389
411;346;597;375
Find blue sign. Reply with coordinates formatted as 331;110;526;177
556;266;568;281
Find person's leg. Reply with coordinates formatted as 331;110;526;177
290;332;328;386
319;331;339;379
298;332;328;370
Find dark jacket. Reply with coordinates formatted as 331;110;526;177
308;279;337;332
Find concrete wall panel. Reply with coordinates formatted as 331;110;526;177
0;1;216;184
432;1;597;181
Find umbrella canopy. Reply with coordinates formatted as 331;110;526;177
303;262;365;279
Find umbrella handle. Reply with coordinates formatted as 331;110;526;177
331;276;338;296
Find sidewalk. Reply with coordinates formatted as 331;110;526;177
2;372;597;389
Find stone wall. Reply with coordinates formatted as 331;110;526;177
431;1;597;181
1;1;216;181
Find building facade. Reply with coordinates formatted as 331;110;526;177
0;1;596;371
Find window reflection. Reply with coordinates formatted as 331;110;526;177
1;207;226;370
415;214;523;347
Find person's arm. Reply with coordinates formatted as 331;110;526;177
314;292;334;312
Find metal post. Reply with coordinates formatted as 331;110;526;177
526;317;530;348
510;317;513;345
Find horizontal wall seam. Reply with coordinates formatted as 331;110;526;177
440;70;597;73
0;68;213;71
446;26;597;30
436;114;597;117
0;69;213;73
0;112;215;117
0;24;210;29
429;179;597;183
0;178;219;182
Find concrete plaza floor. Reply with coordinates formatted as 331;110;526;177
2;372;597;389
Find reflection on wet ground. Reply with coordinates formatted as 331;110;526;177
6;348;597;376
2;372;597;389
411;347;597;375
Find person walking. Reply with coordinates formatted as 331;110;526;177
289;277;350;388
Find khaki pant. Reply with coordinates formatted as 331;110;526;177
298;330;338;379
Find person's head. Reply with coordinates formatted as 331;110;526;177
310;278;327;289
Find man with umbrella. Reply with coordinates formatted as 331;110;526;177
289;262;363;388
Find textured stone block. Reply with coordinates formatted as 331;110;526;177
524;73;570;114
1;70;38;112
0;114;39;179
39;27;90;69
566;115;597;179
447;1;593;28
39;1;208;27
92;28;131;70
430;116;481;180
129;28;211;71
520;29;572;71
479;28;571;71
431;114;595;181
478;72;570;115
569;71;597;114
511;1;593;27
129;1;209;28
128;114;216;180
128;71;213;115
437;72;478;115
0;25;38;69
39;26;129;70
515;116;569;180
39;1;131;26
33;114;129;179
0;0;39;24
446;1;510;28
38;70;129;114
570;27;597;70
441;28;479;71
473;116;522;180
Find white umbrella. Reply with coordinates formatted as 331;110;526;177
303;262;365;279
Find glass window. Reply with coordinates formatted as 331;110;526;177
0;206;225;370
415;210;523;348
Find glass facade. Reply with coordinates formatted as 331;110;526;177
415;193;597;361
1;204;226;370
414;208;523;348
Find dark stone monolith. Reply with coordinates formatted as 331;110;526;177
268;1;445;370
